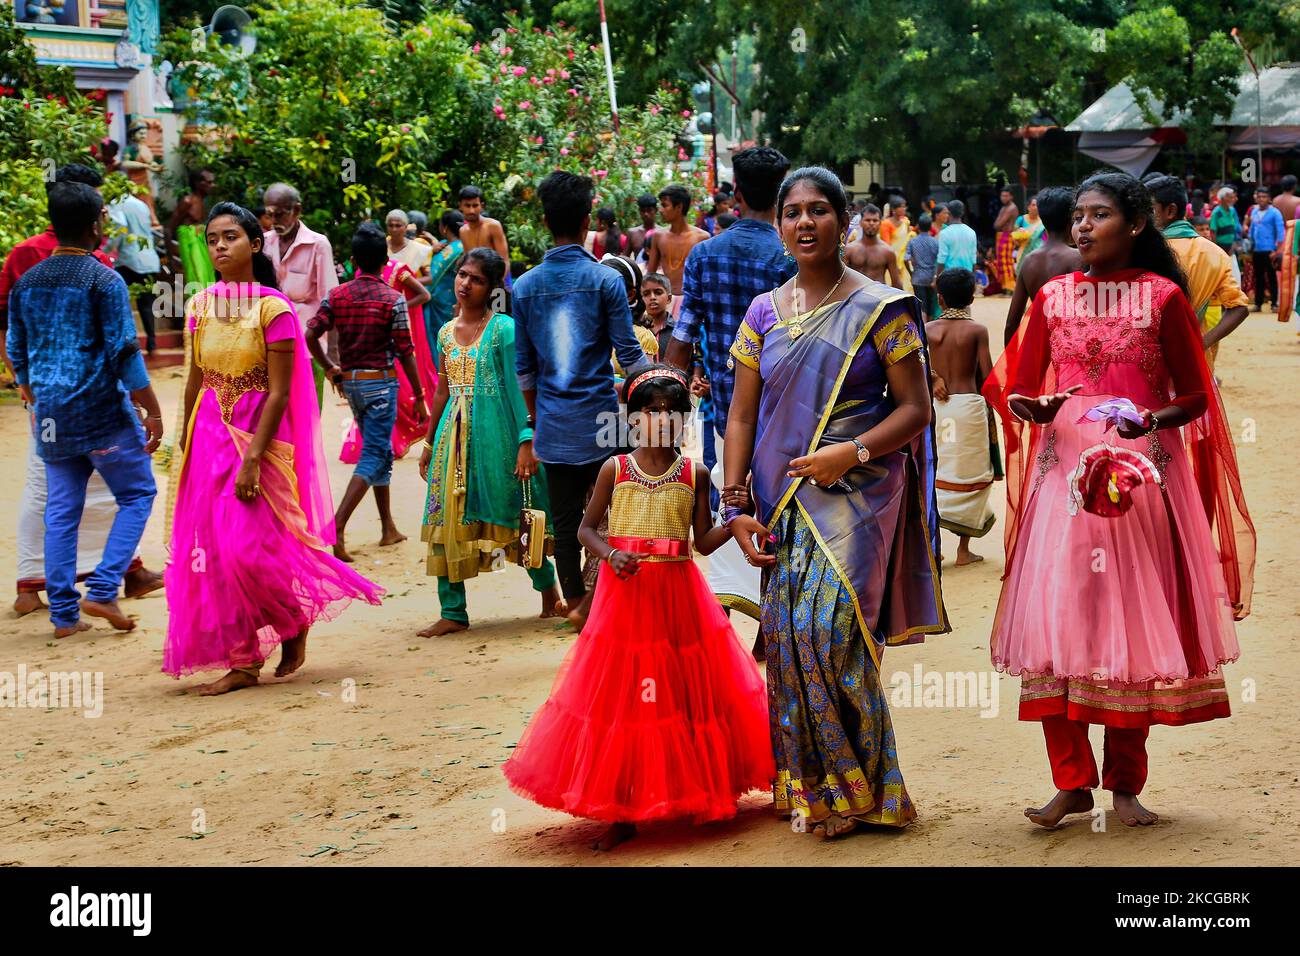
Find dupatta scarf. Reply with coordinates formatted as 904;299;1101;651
189;281;337;546
751;285;948;662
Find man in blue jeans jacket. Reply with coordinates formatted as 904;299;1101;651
6;181;163;638
308;222;426;561
514;171;650;628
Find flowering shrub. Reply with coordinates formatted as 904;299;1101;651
472;15;707;263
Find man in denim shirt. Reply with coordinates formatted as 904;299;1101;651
7;182;162;638
514;171;649;622
664;146;793;636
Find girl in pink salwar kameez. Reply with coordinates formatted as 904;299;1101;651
163;203;383;695
984;174;1255;829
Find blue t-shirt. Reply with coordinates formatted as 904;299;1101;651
936;222;978;271
1248;205;1285;253
905;233;940;286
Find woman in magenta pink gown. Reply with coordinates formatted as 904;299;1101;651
163;203;383;695
382;257;436;458
984;173;1254;828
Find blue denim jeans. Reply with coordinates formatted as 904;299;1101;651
342;376;399;486
43;424;157;627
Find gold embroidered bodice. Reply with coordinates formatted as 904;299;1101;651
608;455;694;560
440;317;501;397
191;294;291;422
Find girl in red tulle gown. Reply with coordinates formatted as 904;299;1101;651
502;366;774;850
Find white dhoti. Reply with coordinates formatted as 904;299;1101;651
17;433;139;590
707;427;761;620
934;393;997;538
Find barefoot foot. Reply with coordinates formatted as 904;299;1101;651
591;822;636;851
1113;792;1158;827
274;633;307;678
417;618;468;637
54;621;93;639
80;599;135;631
123;567;165;599
333;537;355;563
539;586;567;619
814;813;860;840
379;527;407;547
195;670;259;696
1025;788;1094;828
954;552;984;566
14;591;45;617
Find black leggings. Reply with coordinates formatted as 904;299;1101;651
543;459;606;600
1252;252;1278;307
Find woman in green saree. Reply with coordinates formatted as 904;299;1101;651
417;248;565;636
724;167;949;839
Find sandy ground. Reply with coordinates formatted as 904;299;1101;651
1;294;1297;868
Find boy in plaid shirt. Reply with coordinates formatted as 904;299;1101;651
307;222;427;561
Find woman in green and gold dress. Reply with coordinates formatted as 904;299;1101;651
417;248;565;636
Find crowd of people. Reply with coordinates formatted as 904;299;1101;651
2;138;1273;851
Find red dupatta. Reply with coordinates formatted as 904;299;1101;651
982;271;1256;620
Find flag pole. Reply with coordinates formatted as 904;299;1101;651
597;0;620;132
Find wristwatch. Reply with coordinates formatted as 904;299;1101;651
851;438;870;463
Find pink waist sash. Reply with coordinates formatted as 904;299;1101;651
608;535;691;559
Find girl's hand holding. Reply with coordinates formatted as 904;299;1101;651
418;443;432;482
1115;408;1154;440
608;548;640;577
514;440;539;479
721;482;750;511
787;442;856;487
729;514;775;568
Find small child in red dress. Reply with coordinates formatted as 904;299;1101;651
502;366;774;850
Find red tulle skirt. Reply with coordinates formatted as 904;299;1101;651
503;560;774;824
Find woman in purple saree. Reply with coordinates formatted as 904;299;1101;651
724;167;949;838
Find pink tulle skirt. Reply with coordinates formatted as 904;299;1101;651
162;395;384;676
503;560;774;824
992;393;1240;692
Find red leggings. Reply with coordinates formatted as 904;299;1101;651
1042;715;1149;794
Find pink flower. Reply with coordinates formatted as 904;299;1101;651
518;100;532;110
566;88;578;97
567;50;574;60
508;27;517;34
649;104;660;115
631;159;639;166
401;124;411;132
595;170;608;178
513;66;527;76
493;104;506;118
560;147;569;155
499;63;507;74
560;70;570;79
542;76;554;84
682;109;691;117
635;145;644;154
530;76;541;85
472;42;481;53
535;136;544;144
502;46;512;55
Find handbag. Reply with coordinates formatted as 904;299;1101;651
516;478;547;570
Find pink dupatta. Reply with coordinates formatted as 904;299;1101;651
203;281;338;545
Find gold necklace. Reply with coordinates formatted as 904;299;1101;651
787;265;846;339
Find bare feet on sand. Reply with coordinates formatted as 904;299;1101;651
54;621;92;639
418;618;468;637
195;670;259;696
14;591;45;616
333;537;355;563
275;633;307;677
1114;792;1159;827
80;599;136;631
539;587;566;619
592;822;636;851
1025;788;1094;828
123;567;165;599
379;526;407;547
955;540;984;566
814;814;859;839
